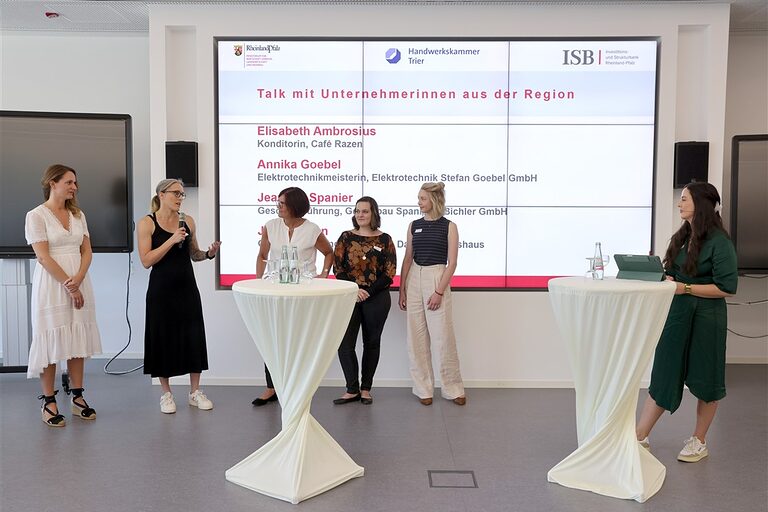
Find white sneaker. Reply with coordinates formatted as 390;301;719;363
678;436;708;462
160;392;176;414
639;437;650;450
188;389;213;410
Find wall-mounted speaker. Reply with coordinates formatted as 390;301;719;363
674;141;708;188
165;141;198;187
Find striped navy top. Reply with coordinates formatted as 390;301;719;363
411;216;450;266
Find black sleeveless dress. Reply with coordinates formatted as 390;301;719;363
143;213;208;378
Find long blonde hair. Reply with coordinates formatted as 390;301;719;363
421;181;446;218
42;164;81;218
150;178;184;213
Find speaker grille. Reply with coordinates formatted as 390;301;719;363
166;141;198;187
674;141;708;188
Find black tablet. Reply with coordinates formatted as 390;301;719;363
614;254;665;281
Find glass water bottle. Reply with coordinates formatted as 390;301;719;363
279;245;290;284
593;242;604;280
289;245;300;284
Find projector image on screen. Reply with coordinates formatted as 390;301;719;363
214;38;659;289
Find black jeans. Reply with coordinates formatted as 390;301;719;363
265;364;274;390
337;290;391;394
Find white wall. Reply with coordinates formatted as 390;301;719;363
0;32;152;363
3;2;762;384
722;31;768;363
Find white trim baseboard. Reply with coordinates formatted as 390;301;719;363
156;377;593;389
92;352;144;360
726;357;768;364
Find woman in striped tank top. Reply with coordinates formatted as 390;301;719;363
398;182;466;406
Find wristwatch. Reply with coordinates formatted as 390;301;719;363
684;283;692;295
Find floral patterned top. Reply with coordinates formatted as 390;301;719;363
333;231;397;297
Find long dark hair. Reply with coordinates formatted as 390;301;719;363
663;182;729;275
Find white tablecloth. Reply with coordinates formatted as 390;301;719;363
546;277;675;502
226;279;363;504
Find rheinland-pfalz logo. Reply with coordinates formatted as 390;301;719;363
234;45;243;56
562;49;595;66
385;48;401;64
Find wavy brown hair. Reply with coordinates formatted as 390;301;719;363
42;164;81;218
663;182;729;275
352;196;382;230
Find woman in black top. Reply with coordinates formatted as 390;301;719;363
398;182;466;406
332;197;397;405
137;179;221;414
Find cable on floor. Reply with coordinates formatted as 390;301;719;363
104;251;143;375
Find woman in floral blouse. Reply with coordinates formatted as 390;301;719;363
332;197;397;405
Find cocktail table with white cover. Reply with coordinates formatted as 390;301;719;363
547;277;675;503
227;278;363;504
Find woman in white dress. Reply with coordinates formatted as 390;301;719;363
25;164;102;427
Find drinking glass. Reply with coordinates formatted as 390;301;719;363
264;259;279;282
586;255;611;279
593;255;611;276
585;257;598;279
301;260;316;281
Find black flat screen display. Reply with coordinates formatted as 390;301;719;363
0;111;133;257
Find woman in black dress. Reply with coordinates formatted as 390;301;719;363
138;179;221;414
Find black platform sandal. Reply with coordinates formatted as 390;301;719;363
38;391;66;427
70;388;96;420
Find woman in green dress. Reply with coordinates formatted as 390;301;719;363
636;182;737;463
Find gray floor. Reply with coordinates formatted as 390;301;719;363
1;363;766;512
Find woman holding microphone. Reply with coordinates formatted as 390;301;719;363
138;179;221;414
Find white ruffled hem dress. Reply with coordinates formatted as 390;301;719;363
24;205;102;378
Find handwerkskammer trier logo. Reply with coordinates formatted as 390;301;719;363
385;48;401;64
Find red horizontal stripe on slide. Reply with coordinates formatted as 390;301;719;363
505;276;561;288
221;274;560;288
448;276;559;288
219;273;339;287
221;274;255;286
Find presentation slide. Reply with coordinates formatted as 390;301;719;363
216;38;658;288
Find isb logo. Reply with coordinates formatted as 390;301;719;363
385;48;401;64
562;49;595;65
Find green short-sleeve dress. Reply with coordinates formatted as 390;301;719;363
648;229;738;413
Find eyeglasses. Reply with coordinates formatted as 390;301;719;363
163;190;186;199
276;201;286;207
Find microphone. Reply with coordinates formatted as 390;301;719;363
178;212;186;249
